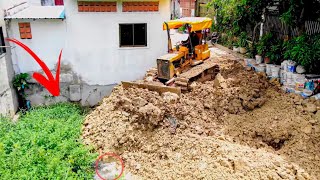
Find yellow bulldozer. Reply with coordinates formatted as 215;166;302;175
122;17;219;95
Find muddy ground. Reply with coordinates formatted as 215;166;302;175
82;48;320;179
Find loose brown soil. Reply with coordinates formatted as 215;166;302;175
82;48;319;179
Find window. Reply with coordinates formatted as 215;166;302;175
41;0;63;6
122;2;159;12
0;27;6;55
119;24;147;47
41;0;54;6
19;22;32;39
78;1;117;12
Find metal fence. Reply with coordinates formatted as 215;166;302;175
263;15;320;39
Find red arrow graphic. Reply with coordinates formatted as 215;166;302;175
6;38;62;96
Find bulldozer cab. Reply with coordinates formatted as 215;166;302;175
163;17;212;54
156;17;213;81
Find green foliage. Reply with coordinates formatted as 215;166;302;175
207;0;241;33
279;0;320;33
256;32;273;55
255;32;285;64
236;0;269;32
225;30;235;48
208;0;269;35
266;43;283;64
12;73;30;91
238;32;248;47
284;34;320;73
0;103;97;179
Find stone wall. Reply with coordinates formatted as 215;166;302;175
25;63;116;107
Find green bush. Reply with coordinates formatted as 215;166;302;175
0;103;97;179
238;32;248;47
256;32;274;55
284;34;320;73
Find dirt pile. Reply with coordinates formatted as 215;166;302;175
82;48;318;179
224;89;320;178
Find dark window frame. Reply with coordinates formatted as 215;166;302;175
119;23;147;47
0;27;6;55
41;0;54;6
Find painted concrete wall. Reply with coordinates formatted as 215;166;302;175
10;0;171;85
28;0;42;6
0;1;18;117
63;0;171;85
2;0;28;8
9;19;67;73
6;0;171;107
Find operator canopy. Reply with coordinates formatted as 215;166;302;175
163;17;212;32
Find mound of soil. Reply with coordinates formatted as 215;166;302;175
224;90;320;178
82;47;319;179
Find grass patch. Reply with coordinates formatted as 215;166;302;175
0;103;97;179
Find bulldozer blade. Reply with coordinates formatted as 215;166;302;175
121;81;181;96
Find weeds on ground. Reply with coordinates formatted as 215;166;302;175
0;103;97;179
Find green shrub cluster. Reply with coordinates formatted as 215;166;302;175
208;0;320;73
0;103;97;179
284;34;320;73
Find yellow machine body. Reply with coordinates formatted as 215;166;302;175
157;17;212;81
157;44;210;80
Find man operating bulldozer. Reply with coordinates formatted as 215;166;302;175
181;31;200;54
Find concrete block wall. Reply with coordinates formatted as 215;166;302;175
25;64;116;107
0;1;18;117
0;54;18;117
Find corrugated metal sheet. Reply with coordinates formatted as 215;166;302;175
5;6;65;19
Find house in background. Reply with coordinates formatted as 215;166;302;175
179;0;196;17
29;0;64;6
4;0;171;107
171;0;181;19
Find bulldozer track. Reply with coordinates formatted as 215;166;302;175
175;60;220;91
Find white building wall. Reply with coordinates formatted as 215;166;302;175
28;0;56;6
5;0;171;106
9;0;171;86
28;0;42;6
9;19;66;73
63;0;171;85
1;0;28;9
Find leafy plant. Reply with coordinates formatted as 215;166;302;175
0;103;97;179
256;32;275;56
12;73;31;111
12;73;30;92
238;32;248;47
207;0;270;36
266;43;282;64
284;35;311;65
310;34;320;73
284;34;319;73
225;30;234;48
256;42;265;55
279;0;320;35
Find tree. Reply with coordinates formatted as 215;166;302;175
279;0;320;35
